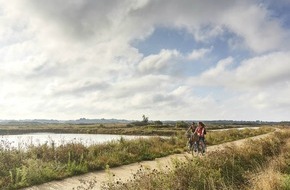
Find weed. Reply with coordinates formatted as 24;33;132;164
101;129;290;190
0;126;276;189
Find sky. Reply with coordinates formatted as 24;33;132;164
0;0;290;122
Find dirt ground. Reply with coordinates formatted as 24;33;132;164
22;132;272;190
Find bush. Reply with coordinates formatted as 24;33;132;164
175;121;189;128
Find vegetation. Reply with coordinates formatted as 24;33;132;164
0;126;274;189
0;120;268;136
175;121;189;128
101;128;290;190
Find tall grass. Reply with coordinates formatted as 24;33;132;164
101;129;290;190
0;127;274;189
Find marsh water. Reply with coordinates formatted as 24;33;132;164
0;127;258;149
0;133;152;149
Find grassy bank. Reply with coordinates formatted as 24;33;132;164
0;127;274;189
0;122;269;136
101;128;290;190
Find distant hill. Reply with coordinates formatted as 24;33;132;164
66;118;131;124
0;118;133;125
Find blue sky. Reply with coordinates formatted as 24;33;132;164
134;27;198;56
0;0;290;121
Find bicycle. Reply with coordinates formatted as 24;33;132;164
187;139;196;155
196;138;206;155
186;133;199;155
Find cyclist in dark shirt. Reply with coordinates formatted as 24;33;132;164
186;122;197;151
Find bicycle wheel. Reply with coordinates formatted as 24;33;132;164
191;142;197;155
197;141;205;155
187;141;193;155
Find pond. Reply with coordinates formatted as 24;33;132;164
0;133;153;149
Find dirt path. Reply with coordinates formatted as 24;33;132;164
23;132;273;190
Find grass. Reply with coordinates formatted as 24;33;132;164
100;128;290;190
0;122;267;136
0;126;275;189
0;123;180;136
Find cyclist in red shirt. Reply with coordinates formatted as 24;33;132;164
194;122;207;153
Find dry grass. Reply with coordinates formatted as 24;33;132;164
247;168;283;190
246;135;290;190
0;127;277;189
101;129;290;190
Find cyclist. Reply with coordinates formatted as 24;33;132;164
195;121;207;153
186;122;198;152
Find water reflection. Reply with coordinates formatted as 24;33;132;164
0;133;150;149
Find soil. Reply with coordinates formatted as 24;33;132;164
22;132;272;190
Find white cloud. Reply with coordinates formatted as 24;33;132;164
190;52;290;89
0;0;290;121
220;2;287;53
138;49;181;74
235;52;290;87
186;51;290;121
201;57;234;79
187;47;212;60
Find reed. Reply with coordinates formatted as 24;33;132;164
101;129;290;190
0;127;275;189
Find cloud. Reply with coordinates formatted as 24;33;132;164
133;0;288;53
219;2;288;53
185;51;290;120
191;51;290;90
0;0;290;121
138;49;181;74
2;0;288;58
7;0;287;52
187;47;212;60
235;52;290;87
201;57;234;79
